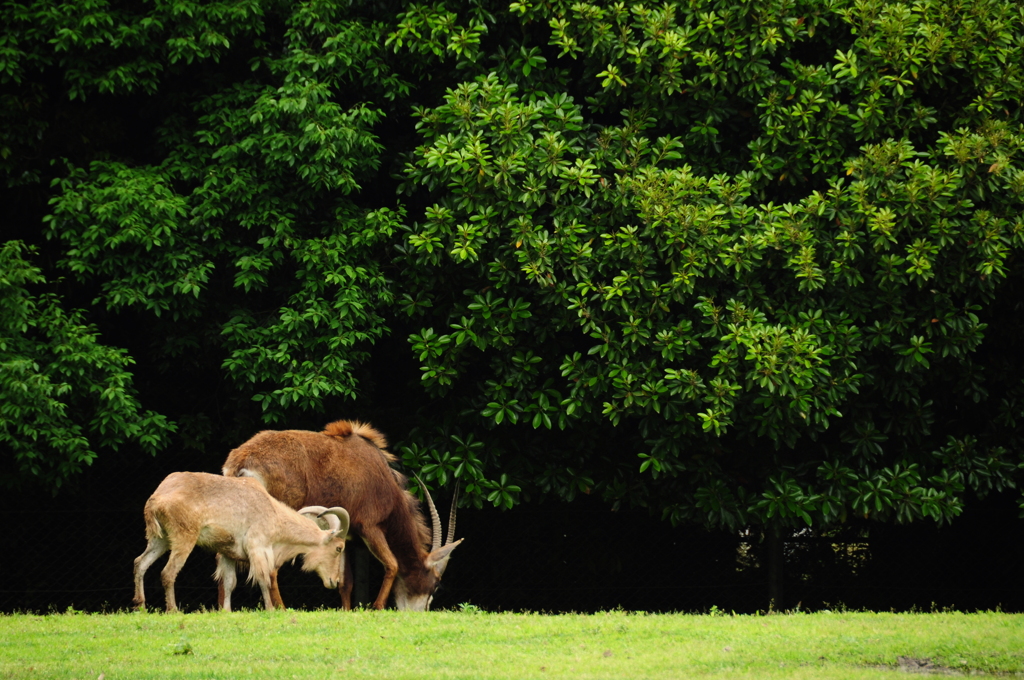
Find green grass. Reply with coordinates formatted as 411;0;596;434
1;609;1021;679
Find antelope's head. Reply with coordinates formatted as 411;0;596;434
297;506;351;590
396;478;463;611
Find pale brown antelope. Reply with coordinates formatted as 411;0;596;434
222;420;462;611
132;471;350;612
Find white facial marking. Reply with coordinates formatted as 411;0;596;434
393;581;432;611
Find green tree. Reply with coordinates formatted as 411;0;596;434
3;0;1023;530
39;0;404;423
2;0;408;489
0;241;174;490
395;0;1024;527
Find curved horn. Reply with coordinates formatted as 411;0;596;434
445;480;460;546
298;505;329;517
318;507;350;537
320;512;341;534
299;505;331;530
413;473;442;552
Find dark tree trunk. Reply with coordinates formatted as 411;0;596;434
767;523;784;610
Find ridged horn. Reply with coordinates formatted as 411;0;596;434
445;480;460;546
413;473;442;552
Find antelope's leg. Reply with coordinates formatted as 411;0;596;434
215;554;239;612
269;570;285;609
359;526;398;610
160;542;196;613
340;549;353;610
133;537;168;610
248;548;277;611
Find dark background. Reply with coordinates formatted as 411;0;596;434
2;447;1020;614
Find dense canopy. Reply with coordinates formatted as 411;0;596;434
2;0;1022;532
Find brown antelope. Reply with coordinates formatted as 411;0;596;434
133;471;350;612
222;420;462;611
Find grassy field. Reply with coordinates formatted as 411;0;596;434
1;608;1021;679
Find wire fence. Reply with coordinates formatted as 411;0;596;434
1;502;1020;614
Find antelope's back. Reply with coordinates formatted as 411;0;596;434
223;430;320;509
222;421;402;522
144;471;276;536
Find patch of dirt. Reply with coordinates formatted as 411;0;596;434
873;656;1018;676
896;657;959;674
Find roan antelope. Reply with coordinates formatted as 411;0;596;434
222;420;462;611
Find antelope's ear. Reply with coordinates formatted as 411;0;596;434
425;538;464;572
